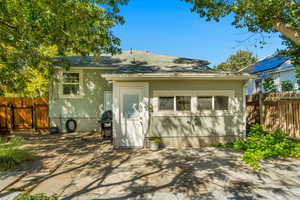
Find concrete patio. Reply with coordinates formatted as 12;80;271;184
1;132;300;200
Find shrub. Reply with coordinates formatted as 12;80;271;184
0;149;33;171
149;137;161;144
10;136;26;146
281;80;293;91
0;136;33;171
220;124;300;168
263;77;276;93
0;137;8;144
0;136;26;148
15;194;58;200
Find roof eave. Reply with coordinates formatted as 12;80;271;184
53;66;117;70
101;73;257;81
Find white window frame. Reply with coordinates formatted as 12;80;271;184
158;96;192;112
59;69;84;98
152;90;234;116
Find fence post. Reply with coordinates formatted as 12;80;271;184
32;103;36;131
10;104;15;130
259;93;264;126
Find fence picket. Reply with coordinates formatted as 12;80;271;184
0;97;48;133
247;92;300;139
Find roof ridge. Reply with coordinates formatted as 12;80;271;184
121;49;207;62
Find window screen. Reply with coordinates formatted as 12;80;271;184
62;72;80;96
176;96;191;111
63;84;80;95
197;96;212;110
63;73;79;83
159;97;174;110
214;96;229;110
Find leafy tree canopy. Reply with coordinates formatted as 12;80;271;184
0;45;57;97
278;36;300;88
0;0;127;96
183;0;300;45
214;50;258;71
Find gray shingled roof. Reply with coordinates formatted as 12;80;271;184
107;65;215;74
55;50;212;72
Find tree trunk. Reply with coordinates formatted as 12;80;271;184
273;20;300;46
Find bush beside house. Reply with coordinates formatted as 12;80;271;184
221;124;300;168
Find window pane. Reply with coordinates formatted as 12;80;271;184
123;94;139;119
63;73;79;83
159;97;174;110
176;96;191;111
214;96;229;110
63;84;79;95
104;91;112;111
197;96;212;110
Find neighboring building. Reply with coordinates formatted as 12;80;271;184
245;55;298;95
49;50;254;148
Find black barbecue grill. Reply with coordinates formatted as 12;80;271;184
98;110;112;139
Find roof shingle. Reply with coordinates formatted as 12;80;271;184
55;50;210;70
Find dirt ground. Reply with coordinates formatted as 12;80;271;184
1;132;300;200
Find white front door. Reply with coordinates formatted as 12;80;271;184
113;82;149;148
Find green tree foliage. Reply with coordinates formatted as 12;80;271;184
183;0;300;45
281;80;294;91
0;45;57;97
281;37;300;65
263;77;277;93
214;50;258;71
279;36;300;89
0;0;127;96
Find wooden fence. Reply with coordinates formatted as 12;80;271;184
0;97;48;133
247;92;300;138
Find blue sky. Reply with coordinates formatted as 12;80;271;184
112;0;285;67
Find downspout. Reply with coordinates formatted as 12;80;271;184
242;79;251;139
112;81;118;148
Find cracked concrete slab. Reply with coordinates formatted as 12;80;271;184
0;171;26;192
1;133;300;200
0;191;21;200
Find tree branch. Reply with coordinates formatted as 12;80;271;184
273;20;300;46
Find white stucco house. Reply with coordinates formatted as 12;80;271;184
49;50;255;148
245;55;298;95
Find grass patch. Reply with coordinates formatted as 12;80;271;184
14;194;58;200
0;136;33;171
220;124;300;169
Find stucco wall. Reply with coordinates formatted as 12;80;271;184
49;72;246;146
49;69;112;132
147;80;245;141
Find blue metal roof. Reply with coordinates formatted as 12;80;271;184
252;55;289;73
